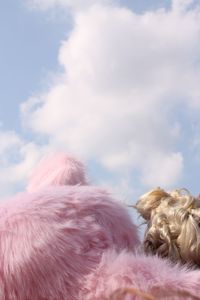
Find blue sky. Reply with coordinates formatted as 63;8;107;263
0;0;171;132
1;0;171;131
1;0;200;204
0;0;69;131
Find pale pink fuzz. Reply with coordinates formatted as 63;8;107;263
82;250;200;299
27;153;87;192
0;186;139;300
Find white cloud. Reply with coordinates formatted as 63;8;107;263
141;152;183;188
26;0;113;11
0;130;45;198
21;2;200;190
0;131;22;157
0;0;199;200
172;0;194;12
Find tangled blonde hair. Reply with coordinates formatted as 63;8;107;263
135;187;200;266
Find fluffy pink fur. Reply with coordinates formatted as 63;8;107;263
0;185;139;300
3;153;200;300
27;152;87;192
82;250;200;299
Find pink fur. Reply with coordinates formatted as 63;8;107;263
3;152;200;300
27;153;88;192
0;185;139;300
82;250;200;299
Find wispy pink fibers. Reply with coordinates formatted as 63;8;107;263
82;250;200;299
2;153;200;299
27;152;88;192
0;153;139;299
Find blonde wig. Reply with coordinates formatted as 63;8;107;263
135;187;200;266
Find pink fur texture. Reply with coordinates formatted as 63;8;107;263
0;185;139;300
27;152;87;192
3;152;200;300
82;250;200;299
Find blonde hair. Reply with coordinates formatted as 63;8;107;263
135;187;200;266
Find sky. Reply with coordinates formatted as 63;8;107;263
1;0;200;208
